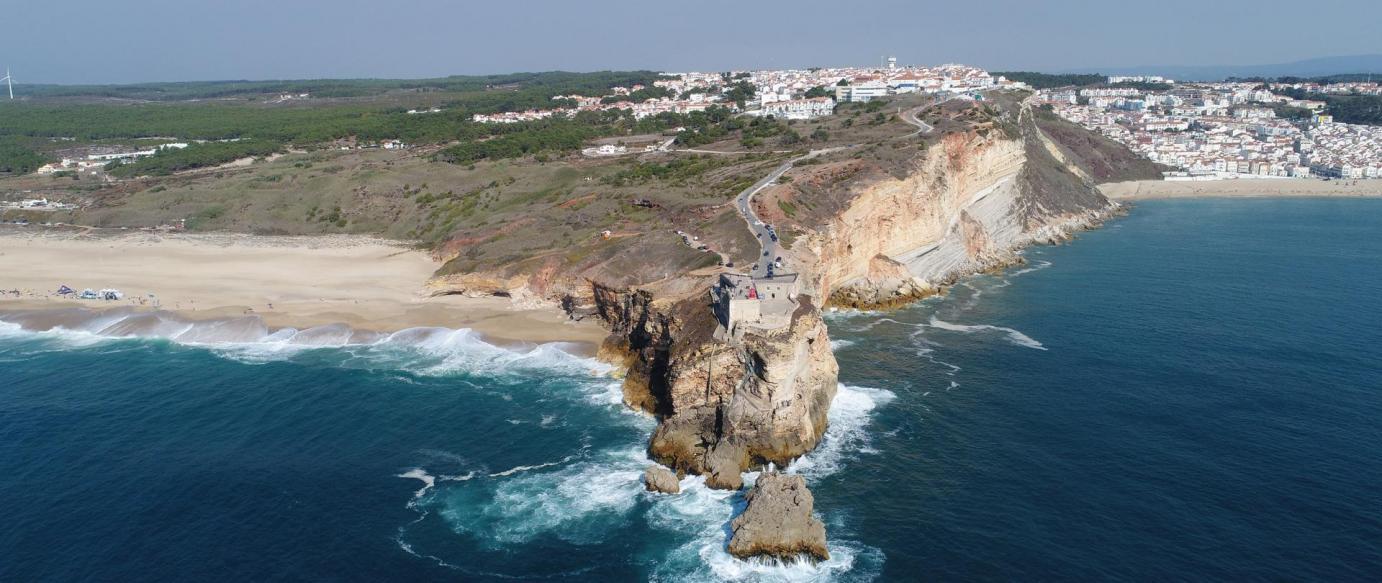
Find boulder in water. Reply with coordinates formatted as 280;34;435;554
728;472;829;562
643;465;681;494
704;441;748;490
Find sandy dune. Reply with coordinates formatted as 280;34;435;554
0;230;605;346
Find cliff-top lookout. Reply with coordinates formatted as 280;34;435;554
712;272;799;340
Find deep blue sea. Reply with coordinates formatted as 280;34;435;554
3;198;1382;582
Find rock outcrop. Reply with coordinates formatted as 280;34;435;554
639;298;838;490
728;472;830;562
643;465;681;494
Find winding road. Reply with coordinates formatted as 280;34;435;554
725;91;975;277
735;148;846;275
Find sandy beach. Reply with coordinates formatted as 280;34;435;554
1100;178;1382;200
0;229;606;347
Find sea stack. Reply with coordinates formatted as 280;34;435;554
727;472;830;563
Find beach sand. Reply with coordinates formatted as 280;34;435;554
0;229;606;347
1101;178;1382;200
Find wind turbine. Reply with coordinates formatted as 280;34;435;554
1;68;12;99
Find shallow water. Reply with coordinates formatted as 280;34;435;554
3;198;1382;581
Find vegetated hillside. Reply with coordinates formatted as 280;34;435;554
0;137;50;175
15;71;668;102
1032;106;1165;182
0;71;679;177
427;94;939;293
1275;87;1382;126
993;72;1105;89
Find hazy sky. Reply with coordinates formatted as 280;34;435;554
10;0;1381;84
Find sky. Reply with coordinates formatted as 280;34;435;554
8;0;1381;84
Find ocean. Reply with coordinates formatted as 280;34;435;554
3;198;1381;581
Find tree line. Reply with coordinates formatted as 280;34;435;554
105;140;283;177
0;137;50;174
1275;87;1382;125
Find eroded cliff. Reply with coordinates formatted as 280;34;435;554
788;95;1119;309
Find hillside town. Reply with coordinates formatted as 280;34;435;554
1041;80;1382;179
472;60;1022;124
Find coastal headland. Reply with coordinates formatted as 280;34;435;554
10;72;1359;568
1;87;1163;565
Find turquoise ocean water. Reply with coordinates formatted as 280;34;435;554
3;198;1381;581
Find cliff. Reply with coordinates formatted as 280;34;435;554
592;282;838;490
788;94;1119;309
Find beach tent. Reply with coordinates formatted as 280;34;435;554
79;289;99;299
57;285;74;295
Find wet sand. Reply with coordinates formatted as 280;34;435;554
1101;178;1382;200
0;230;606;347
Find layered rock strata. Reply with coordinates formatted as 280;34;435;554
803;100;1118;309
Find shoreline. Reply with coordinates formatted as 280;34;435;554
1100;178;1382;200
0;229;607;349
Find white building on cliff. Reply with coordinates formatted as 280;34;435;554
712;273;799;339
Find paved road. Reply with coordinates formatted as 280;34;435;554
900;104;934;136
673;147;799;155
723;90;987;277
735;148;845;276
900;93;962;138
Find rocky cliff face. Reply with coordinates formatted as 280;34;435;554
592;282;838;490
797;99;1118;309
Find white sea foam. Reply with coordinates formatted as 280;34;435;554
434;447;647;546
0;310;610;378
1010;259;1053;277
488;455;577;477
927;315;1047;350
397;468;437;499
828;339;855;351
392;379;891;578
789;384;897;480
646;476;883;582
908;327;963;374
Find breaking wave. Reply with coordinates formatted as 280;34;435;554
790;385;897;480
392;380;894;580
927;315;1047;350
647;475;885;582
1010;259;1053;277
0;307;611;377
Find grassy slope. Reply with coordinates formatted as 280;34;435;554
1032;107;1166;183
